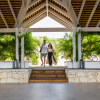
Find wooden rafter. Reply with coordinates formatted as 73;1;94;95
68;0;71;8
96;20;100;27
63;0;77;26
0;28;73;33
77;0;86;25
85;0;100;27
22;0;26;7
49;8;74;27
24;14;47;27
53;0;66;8
29;0;40;8
21;9;46;27
25;2;46;18
49;14;70;28
7;0;18;26
15;0;32;27
1;27;100;33
82;27;100;32
48;2;70;18
53;0;75;22
0;9;9;28
46;0;48;16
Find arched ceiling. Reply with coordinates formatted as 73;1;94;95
0;0;100;28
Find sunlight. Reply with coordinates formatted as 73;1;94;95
30;16;66;38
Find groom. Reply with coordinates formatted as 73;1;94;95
40;40;48;67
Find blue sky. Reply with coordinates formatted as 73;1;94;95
30;16;66;38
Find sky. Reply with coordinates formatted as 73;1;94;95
30;16;67;38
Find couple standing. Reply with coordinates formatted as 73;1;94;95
40;40;53;67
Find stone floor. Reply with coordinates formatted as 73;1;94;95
0;83;100;100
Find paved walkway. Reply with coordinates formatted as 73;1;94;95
0;83;100;100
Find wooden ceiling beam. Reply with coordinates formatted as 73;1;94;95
53;0;66;8
49;8;74;27
7;0;18;26
63;0;77;26
22;0;26;7
48;2;70;18
82;27;100;32
29;0;40;8
21;9;46;27
24;14;46;27
46;0;48;16
15;0;32;27
77;0;86;25
49;14;71;28
1;27;100;33
0;9;9;28
85;0;100;27
0;28;73;33
96;20;100;27
67;0;71;8
25;2;46;18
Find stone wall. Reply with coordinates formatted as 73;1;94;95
66;70;100;83
0;69;32;83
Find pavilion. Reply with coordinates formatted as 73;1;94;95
0;0;100;83
0;0;100;68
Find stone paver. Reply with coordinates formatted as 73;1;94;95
0;83;100;100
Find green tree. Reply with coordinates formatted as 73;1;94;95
58;33;73;61
0;32;41;65
58;32;100;61
0;34;15;61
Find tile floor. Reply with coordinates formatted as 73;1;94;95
0;83;100;100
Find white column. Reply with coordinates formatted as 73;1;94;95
21;28;24;68
72;27;76;68
15;28;19;61
78;27;81;62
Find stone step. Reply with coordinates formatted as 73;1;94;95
30;73;66;78
29;69;68;83
29;66;68;69
32;70;65;74
29;78;68;83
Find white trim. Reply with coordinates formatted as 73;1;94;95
7;0;18;26
82;27;100;32
15;0;32;27
21;28;24;68
96;20;100;27
73;27;77;68
77;0;86;24
0;28;72;33
22;0;26;7
78;27;81;62
0;27;100;33
68;0;71;8
49;8;74;27
0;9;9;28
85;0;100;27
63;0;77;26
24;28;73;32
16;28;19;61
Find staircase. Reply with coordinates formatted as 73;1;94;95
29;69;68;83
